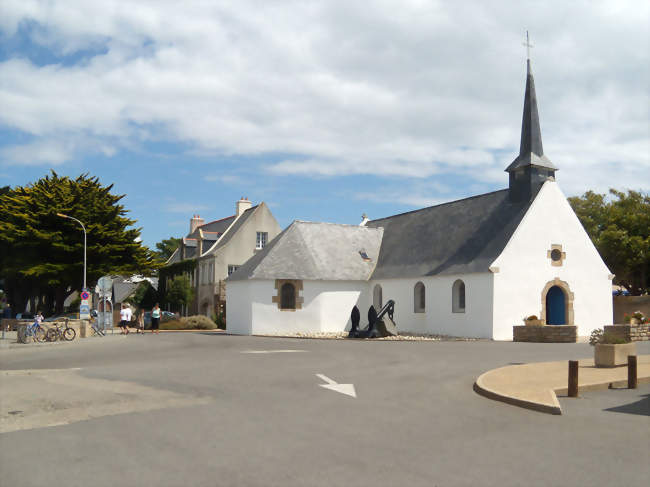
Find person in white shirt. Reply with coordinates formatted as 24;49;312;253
119;304;132;335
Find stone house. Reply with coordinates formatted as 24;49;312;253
166;198;281;317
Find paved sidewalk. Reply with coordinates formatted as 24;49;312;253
474;354;650;414
0;329;126;350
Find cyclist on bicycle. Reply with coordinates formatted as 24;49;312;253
30;311;44;334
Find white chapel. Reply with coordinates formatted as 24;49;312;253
226;57;613;340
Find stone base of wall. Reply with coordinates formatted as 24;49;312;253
513;325;577;343
604;324;650;342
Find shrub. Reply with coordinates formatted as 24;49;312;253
159;315;217;330
212;312;226;329
181;315;217;330
160;320;185;330
589;328;629;346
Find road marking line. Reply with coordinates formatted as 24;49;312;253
241;349;307;354
316;373;357;398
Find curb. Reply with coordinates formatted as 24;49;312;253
474;360;650;416
473;378;562;415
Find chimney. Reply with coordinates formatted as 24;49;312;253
190;214;204;234
359;213;369;226
236;197;252;217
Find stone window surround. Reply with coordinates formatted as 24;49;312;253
272;279;304;311
540;277;574;326
547;244;566;267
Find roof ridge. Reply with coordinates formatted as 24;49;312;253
200;214;236;227
369;188;509;223
294;220;381;229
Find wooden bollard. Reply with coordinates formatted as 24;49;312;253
568;360;579;397
628;355;637;389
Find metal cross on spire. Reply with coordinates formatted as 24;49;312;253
523;31;534;60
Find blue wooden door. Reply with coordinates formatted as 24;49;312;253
546;286;566;325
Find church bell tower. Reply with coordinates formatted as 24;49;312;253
506;34;558;202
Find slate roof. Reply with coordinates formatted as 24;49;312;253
203;205;259;255
228;221;384;281
186;215;236;240
366;189;533;279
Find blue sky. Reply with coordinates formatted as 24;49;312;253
1;1;648;249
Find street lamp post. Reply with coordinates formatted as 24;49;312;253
57;213;87;290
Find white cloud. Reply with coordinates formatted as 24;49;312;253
0;0;648;193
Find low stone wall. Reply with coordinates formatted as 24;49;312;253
613;295;650;324
513;325;577;343
1;319;35;331
604;324;650;342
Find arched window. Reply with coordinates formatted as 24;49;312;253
280;283;296;310
373;284;383;310
452;279;465;313
414;282;425;313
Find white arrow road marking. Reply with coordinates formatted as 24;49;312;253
316;373;357;398
241;349;307;354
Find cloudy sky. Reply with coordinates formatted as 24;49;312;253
0;0;648;248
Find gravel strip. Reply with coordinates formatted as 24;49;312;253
252;332;484;341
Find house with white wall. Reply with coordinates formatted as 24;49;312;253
226;58;612;340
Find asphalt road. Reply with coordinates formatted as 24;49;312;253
1;334;649;487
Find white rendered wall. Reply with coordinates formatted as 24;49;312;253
226;280;370;335
370;274;494;338
490;181;612;340
225;280;253;335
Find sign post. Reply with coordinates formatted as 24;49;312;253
97;276;113;333
80;289;91;320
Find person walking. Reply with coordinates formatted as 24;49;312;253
151;303;161;334
137;309;145;334
119;303;132;335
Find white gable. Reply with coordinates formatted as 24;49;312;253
490;181;612;339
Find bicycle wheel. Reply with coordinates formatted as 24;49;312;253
46;328;59;342
34;326;47;343
63;327;76;341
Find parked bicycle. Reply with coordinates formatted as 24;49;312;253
19;321;47;344
45;318;76;342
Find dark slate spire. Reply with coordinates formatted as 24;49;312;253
507;39;557;202
506;59;556;172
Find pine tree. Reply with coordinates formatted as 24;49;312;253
0;171;159;313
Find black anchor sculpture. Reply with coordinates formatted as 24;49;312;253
348;305;361;338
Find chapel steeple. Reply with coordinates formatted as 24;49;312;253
506;33;557;202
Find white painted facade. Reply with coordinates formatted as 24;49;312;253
227;280;370;335
490;181;612;339
226;182;612;340
369;273;494;338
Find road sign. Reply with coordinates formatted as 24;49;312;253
80;287;91;320
97;276;113;297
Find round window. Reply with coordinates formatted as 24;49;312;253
550;249;562;261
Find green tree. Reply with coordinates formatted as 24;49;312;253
155;237;181;261
131;280;159;310
0;171;159;314
165;274;194;315
569;189;650;295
